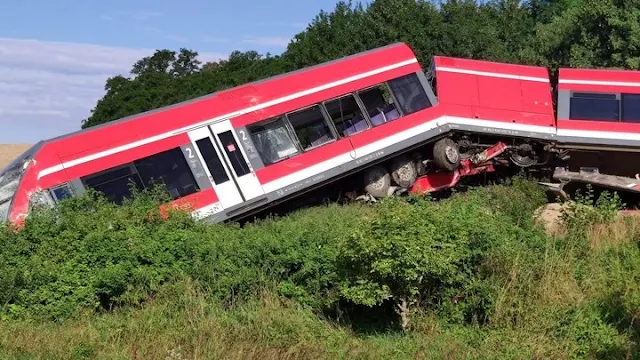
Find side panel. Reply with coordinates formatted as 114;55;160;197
477;76;522;112
434;62;554;128
38;133;190;189
556;67;640;146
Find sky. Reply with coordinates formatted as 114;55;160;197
0;0;343;144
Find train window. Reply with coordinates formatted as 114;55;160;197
387;73;432;115
286;105;335;150
622;93;640;123
358;84;401;126
324;95;369;137
569;92;619;121
195;138;230;184
51;183;73;201
81;164;143;204
217;131;251;177
247;117;300;165
134;148;200;200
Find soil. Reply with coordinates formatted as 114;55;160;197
0;144;32;169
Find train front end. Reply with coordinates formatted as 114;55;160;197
0;143;42;227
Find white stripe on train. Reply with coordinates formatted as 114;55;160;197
37;58;419;179
260;115;557;193
558;79;640;87
37;59;555;180
194;115;640;219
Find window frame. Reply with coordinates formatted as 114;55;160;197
354;81;404;126
246;115;302;166
81;162;144;204
568;91;620;122
133;147;201;200
321;93;372;137
50;183;74;203
284;103;339;151
621;93;640;123
386;72;432;116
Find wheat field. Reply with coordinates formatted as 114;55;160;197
0;144;32;169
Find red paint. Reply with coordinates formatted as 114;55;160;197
159;188;218;218
433;56;555;128
8;43;640;227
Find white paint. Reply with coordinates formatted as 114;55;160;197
559;79;640;87
191;201;223;220
187;127;244;209
261;115;556;193
436;66;549;83
557;128;640;141
37;58;419;179
208;120;265;200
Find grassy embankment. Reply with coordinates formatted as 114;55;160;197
0;177;638;359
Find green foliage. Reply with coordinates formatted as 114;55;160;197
0;187;371;320
336;178;548;330
2;178;640;357
83;0;634;130
560;185;625;237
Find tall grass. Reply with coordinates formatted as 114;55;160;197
0;179;638;359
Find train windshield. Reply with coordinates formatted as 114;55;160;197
0;143;40;223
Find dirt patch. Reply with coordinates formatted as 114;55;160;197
534;203;567;236
0;144;32;169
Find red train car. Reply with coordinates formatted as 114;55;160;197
1;43;439;225
553;67;640;178
3;42;640;226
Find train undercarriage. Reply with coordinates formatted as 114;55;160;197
354;132;640;206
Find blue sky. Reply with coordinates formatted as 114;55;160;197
0;0;342;143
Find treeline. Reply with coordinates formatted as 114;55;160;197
81;0;640;129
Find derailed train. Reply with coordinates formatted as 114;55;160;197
2;42;640;227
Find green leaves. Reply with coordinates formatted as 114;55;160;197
334;181;548;330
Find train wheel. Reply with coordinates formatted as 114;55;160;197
363;165;391;198
390;155;417;188
433;138;461;171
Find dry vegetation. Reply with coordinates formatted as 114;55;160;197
0;144;31;169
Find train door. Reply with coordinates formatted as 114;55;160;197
208;120;265;200
187;127;244;209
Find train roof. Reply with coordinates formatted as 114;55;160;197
431;55;550;80
559;66;640;87
47;42;413;144
9;42;416;165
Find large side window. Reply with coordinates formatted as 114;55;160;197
324;94;369;136
247;117;300;165
286;105;335;150
358;84;401;126
569;92;619;121
133;147;200;200
622;93;640;123
387;73;432;115
81;164;143;204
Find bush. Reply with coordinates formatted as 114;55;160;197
0;186;372;320
2;176;640;358
335;184;549;330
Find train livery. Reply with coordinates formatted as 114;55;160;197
2;42;639;226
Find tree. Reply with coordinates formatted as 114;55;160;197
84;0;637;130
530;0;640;70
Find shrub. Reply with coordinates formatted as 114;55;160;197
335;185;548;330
